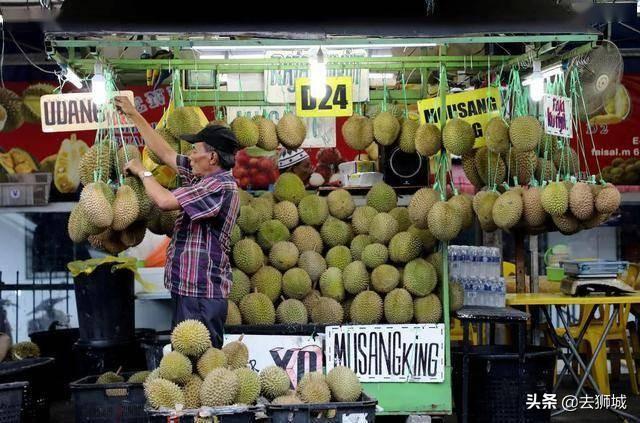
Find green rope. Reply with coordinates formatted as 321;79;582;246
401;71;409;119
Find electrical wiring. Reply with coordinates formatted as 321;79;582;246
7;30;57;75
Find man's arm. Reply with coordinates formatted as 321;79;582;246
114;97;178;171
124;159;180;211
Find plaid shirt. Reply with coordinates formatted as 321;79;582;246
164;155;239;298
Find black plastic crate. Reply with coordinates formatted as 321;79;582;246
146;405;263;423
0;382;28;423
70;373;147;423
266;394;377;423
0;357;54;423
140;331;170;370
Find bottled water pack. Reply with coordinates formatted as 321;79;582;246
449;245;505;308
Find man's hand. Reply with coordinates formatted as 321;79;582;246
124;158;145;177
114;96;139;120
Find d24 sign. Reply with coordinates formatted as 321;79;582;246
295;76;353;118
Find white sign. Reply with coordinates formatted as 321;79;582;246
543;94;573;138
226;106;336;148
264;50;369;104
325;324;445;383
224;334;323;388
40;91;135;133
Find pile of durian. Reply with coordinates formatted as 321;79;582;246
131;320;364;411
0;337;41;363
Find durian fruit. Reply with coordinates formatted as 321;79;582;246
79;182;114;229
253;116;279;151
442;118;475;156
296;372;326;396
342;114;374;150
145;378;185;409
183;375;203;408
276;298;309;324
251;266;283;303
372;111;400;146
277;113;307;149
234;368;261;405
352;206;378;235
595;185;621;214
231;116;259;148
310;297;344;324
408;188;439;229
343;261;370;295
371;265;401;295
426;251;443;281
22;83;55;123
475;147;506;186
408;225;437;254
414;123;442;157
384;288;414;324
350;290;383;324
200;368;239;407
54;134;89;193
299;378;331;404
389;207;411;232
369;213;399;245
552;213;580;235
233;238;264;275
366;182;398;213
291;226;323;254
273;201;300;230
449;282;464;312
282;268;312;299
260;365;291;400
79;142;113;185
229;268;251;304
269;241;300;271
115;144;141;174
111;185;140;231
536;158;557;182
492;190;523;231
321;217;353;248
327;189;356;220
403;258;437;297
509;116;542;152
223;337;250;370
365;142;379;161
197;347;228;378
88;229;127;255
96;371;124;384
350;235;373;262
158;351;192;384
414;294;443;323
485;117;510;154
388;231;422;264
123;177;153;220
298;251;327;283
319;267;345;302
127;371;151;384
257;219;291;251
326;366;362;402
362;244;389;270
165;106;208;139
462;151;484;189
148;127;180;164
325;246;353;270
171;319;211;357
447;194;474;231
274;173;306;205
427;201;462;241
273;394;304;405
553;146;580;175
522;187;547;227
237;205;260;234
569;182;595;221
68;203;101;243
226;301;242;325
298;195;329;226
240;292;276;325
0;87;24;131
507;150;538;186
541;182;569;216
398;118;419;153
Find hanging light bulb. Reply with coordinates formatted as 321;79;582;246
92;62;107;105
61;64;83;89
529;60;544;102
309;47;326;99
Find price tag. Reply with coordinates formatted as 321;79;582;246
295;76;353;118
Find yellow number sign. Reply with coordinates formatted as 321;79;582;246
295;76;353;118
417;87;502;148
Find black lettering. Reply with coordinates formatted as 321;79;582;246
392;331;402;375
56;101;67;124
417;344;429;376
446;104;457;120
467;100;477;117
457;102;468;118
318;85;332;109
68;101;79;124
80;100;93;123
270;349;294;369
92;102;100;123
301;86;316;110
333;334;348;367
357;333;367;374
333;84;348;109
428;343;439;377
423;108;440;124
488;96;498;111
380;332;391;375
401;343;414;375
475;98;488;114
43;101;55;126
297;350;318;376
472;122;483;138
369;332;378;375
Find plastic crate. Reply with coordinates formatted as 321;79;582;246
0;357;54;423
146;405;263;423
266;394;377;423
0;382;28;423
70;373;147;423
0;173;52;206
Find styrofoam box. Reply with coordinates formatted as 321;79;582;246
136;267;168;294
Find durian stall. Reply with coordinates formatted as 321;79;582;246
4;18;623;419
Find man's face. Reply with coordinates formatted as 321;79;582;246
189;142;217;176
292;159;313;183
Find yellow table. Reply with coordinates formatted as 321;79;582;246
507;292;640;420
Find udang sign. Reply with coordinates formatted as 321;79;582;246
417;87;501;148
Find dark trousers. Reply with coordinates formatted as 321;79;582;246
171;293;228;349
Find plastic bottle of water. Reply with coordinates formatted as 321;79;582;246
492;248;502;278
449;246;460;280
496;277;506;307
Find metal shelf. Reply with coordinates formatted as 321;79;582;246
0;202;76;214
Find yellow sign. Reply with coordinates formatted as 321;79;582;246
417;87;501;147
295;76;353;118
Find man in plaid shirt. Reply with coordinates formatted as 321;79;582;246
115;97;239;348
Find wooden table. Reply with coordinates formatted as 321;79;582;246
507;293;640;420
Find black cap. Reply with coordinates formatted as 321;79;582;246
181;125;239;155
